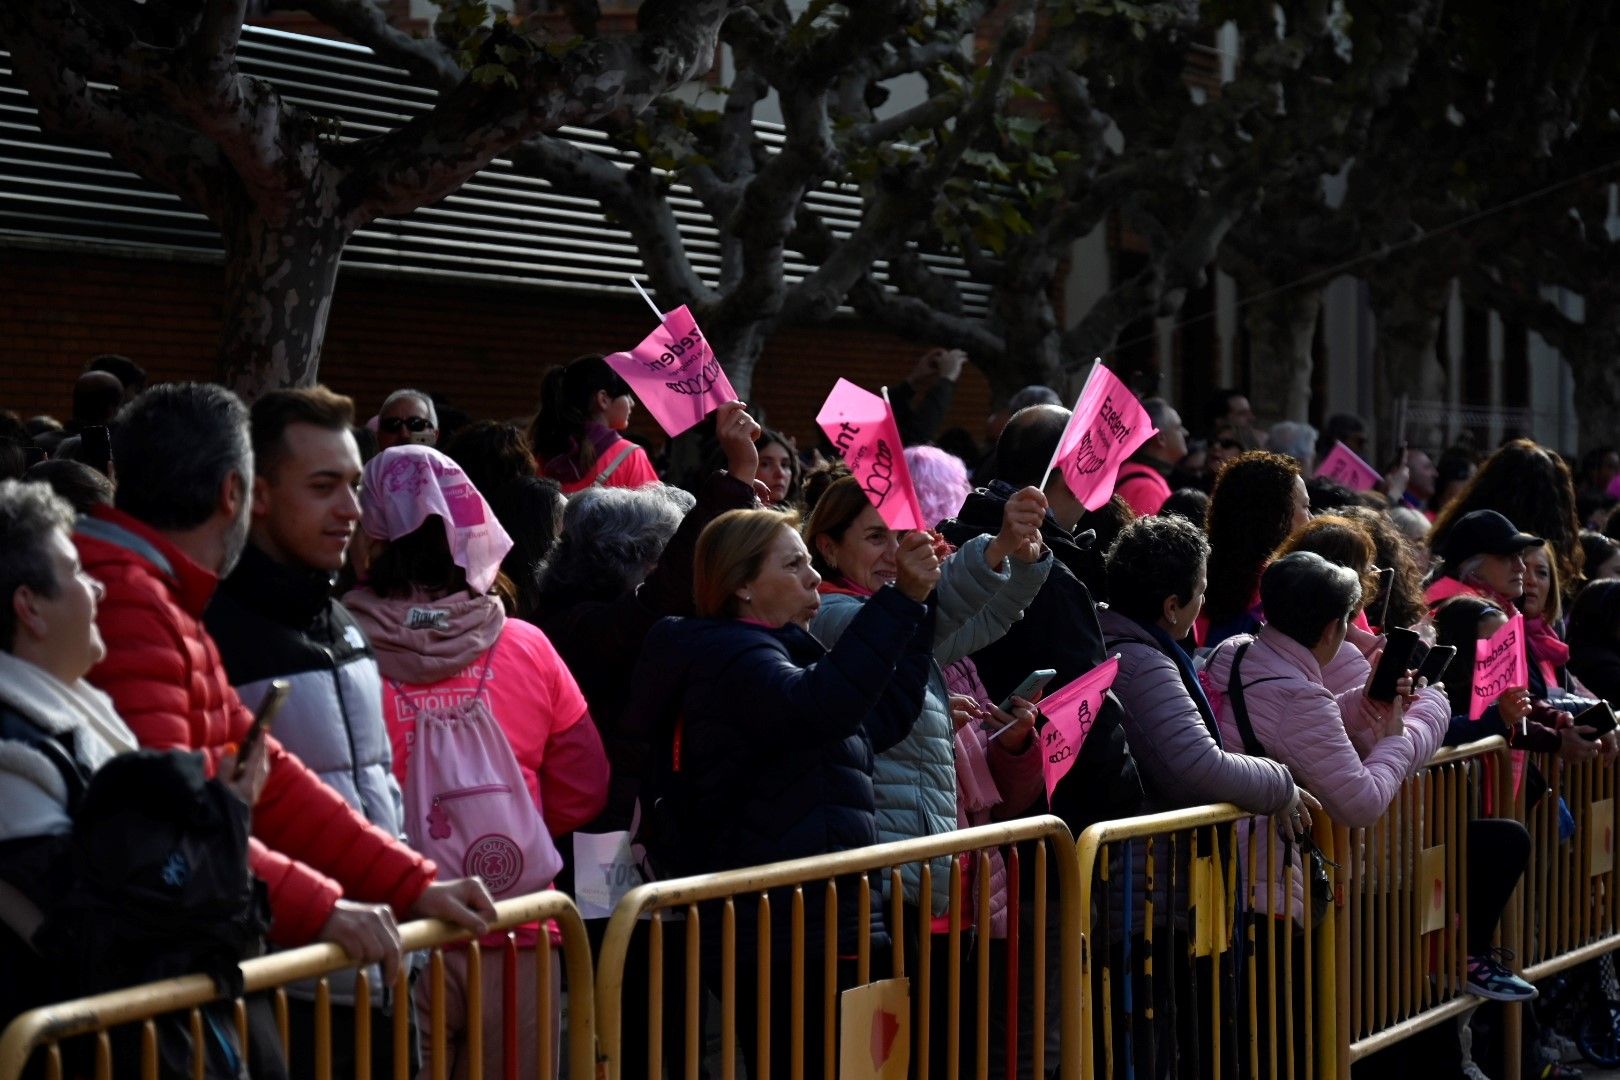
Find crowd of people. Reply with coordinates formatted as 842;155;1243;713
4;349;1620;1079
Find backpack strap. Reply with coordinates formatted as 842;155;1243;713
389;638;500;719
593;441;638;486
1224;641;1289;760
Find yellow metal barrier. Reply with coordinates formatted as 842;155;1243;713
1340;737;1506;1066
1074;737;1508;1080
1513;751;1620;982
0;890;596;1080
1076;802;1339;1079
593;815;1082;1080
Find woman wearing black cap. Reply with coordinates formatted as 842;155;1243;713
1424;508;1545;610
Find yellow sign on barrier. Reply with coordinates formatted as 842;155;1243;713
1419;845;1447;935
839;978;910;1080
1591;798;1615;877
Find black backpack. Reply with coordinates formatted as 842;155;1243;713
32;749;278;1080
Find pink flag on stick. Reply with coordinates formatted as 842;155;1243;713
815;379;928;531
1471;612;1528;722
604;303;738;437
1042;362;1157;511
1037;655;1120;800
1315;441;1382;491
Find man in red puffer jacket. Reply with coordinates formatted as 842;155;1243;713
77;383;496;974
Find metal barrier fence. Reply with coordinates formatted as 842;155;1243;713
593;815;1083;1080
1339;738;1506;1068
10;740;1620;1080
1515;752;1620;982
0;890;596;1080
1074;737;1509;1080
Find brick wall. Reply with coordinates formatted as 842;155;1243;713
0;246;994;451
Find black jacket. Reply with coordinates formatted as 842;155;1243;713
1569;641;1620;707
941;482;1144;835
629;585;933;877
205;543;402;836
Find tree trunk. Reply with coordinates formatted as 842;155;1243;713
218;194;353;400
1241;284;1322;425
1567;295;1620;454
1368;265;1450;458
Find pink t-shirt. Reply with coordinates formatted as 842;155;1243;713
381;620;589;811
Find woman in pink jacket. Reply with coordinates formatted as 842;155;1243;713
1205;553;1450;913
1203;553;1451;1073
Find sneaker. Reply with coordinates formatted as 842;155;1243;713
1538;1064;1583;1079
1466;949;1539;1001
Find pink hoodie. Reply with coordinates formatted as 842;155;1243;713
346;589;610;846
1202;625;1449;922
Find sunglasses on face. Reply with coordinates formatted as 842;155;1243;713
380;416;434;434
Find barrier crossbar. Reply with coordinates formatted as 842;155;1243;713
592;815;1082;1080
0;890;597;1080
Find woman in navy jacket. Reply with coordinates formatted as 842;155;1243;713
628;506;939;1079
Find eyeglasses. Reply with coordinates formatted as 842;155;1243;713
380;416;434;434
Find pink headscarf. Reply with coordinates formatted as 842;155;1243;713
904;445;971;529
360;445;513;595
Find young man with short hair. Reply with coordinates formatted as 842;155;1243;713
205;384;418;1072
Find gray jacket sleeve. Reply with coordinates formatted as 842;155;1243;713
1113;641;1296;814
932;535;1053;666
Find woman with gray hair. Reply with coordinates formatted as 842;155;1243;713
1266;419;1320;474
530;401;766;1078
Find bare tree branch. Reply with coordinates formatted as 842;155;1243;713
292;0;464;87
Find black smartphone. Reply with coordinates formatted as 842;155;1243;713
1576;701;1618;741
1367;626;1422;702
234;679;290;780
1372;566;1396;630
1415;645;1458;686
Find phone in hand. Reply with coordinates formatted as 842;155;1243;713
1415;645;1458;687
234;679;290;780
1576;701;1619;741
1367;626;1422;702
997;668;1057;715
1373;566;1396;631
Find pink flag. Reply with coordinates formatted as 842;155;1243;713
1037;656;1120;800
604;304;737;437
1471;612;1528;721
1315;441;1381;491
1043;364;1157;511
815;379;927;531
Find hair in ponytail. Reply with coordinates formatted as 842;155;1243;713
528;355;631;475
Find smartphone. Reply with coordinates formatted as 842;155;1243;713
997;668;1058;714
234;679;290;780
1576;701;1619;741
1415;645;1457;686
1373;566;1396;630
1367;626;1422;702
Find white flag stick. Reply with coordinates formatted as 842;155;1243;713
1038;358;1102;491
629;277;664;322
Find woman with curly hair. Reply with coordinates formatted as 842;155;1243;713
1339;505;1429;632
1429;438;1583;594
1202;451;1311;646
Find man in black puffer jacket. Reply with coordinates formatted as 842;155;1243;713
204;387;416;1077
940;403;1144;1079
